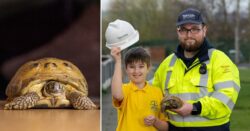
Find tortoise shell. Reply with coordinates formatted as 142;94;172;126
6;57;88;100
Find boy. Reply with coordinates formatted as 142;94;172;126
111;47;168;131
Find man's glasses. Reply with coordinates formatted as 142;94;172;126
177;27;202;35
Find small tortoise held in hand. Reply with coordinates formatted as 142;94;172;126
161;95;183;113
4;57;97;110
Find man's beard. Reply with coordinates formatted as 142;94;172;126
180;39;203;52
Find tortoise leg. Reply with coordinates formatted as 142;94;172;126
67;92;97;110
4;92;40;110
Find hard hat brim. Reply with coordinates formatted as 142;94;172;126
106;31;139;51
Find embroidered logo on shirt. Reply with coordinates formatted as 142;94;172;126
150;100;158;112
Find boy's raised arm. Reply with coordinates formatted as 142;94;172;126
110;47;124;101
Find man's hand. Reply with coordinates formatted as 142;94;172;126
171;100;193;117
110;47;121;62
144;115;156;126
161;96;193;116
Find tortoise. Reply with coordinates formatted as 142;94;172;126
161;95;183;113
4;57;97;110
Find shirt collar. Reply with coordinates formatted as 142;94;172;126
129;81;150;92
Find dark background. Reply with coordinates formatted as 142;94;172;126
0;0;100;100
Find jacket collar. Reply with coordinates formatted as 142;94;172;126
175;38;213;67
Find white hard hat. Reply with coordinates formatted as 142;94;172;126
105;19;139;50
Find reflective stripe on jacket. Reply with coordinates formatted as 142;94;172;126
152;49;240;127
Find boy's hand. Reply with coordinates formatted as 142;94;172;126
144;115;156;126
110;47;121;62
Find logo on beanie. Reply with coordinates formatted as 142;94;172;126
182;14;196;20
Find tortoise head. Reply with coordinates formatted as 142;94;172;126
43;80;65;97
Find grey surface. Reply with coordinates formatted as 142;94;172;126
102;88;117;131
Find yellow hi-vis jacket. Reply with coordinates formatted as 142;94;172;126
152;48;240;127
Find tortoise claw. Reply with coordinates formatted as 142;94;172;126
68;92;97;110
4;92;39;110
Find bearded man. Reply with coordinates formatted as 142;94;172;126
153;8;240;131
